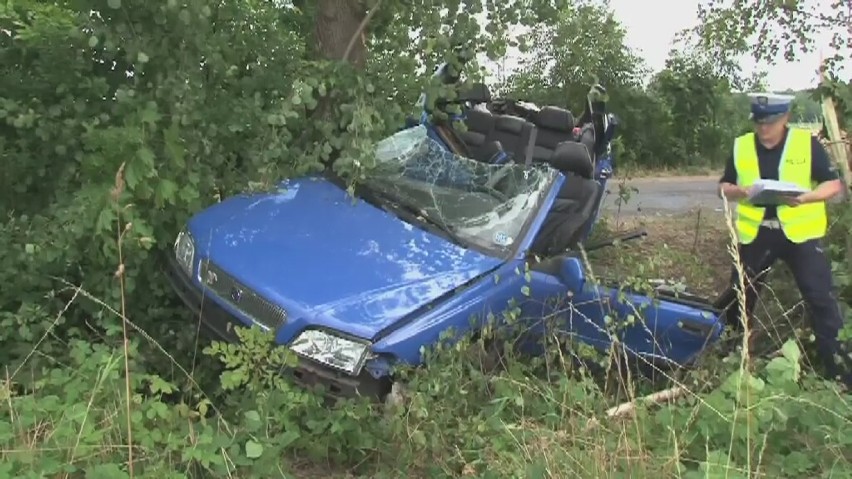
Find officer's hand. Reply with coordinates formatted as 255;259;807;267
780;195;804;207
720;184;753;201
736;186;755;200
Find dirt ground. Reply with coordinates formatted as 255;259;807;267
590;208;734;297
591;208;817;354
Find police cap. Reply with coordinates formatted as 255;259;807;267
747;92;794;124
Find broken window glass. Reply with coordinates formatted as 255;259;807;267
365;125;558;252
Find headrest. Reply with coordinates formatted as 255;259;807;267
464;109;494;131
459;83;492;104
464;109;494;128
536;106;574;132
549;142;593;179
494;115;527;134
576;123;596;158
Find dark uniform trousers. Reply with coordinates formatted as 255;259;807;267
728;220;851;386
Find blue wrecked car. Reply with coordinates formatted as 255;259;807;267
166;61;725;400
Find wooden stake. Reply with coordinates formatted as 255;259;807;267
818;57;851;189
692;208;702;253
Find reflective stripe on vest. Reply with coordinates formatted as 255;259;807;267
733;128;827;244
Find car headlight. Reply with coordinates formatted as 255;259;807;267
174;229;195;277
289;330;370;376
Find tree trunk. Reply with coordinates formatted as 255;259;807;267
314;0;368;68
305;0;371;169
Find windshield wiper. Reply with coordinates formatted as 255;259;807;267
357;184;466;246
395;199;467;246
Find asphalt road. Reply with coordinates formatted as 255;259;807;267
600;175;723;216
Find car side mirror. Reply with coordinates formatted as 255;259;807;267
558;256;586;293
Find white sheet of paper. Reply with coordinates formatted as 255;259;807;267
747;179;809;205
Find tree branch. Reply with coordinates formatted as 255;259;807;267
342;0;383;63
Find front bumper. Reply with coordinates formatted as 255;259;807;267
163;254;392;401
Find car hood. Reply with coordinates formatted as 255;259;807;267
188;176;504;340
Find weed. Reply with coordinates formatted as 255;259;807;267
2;172;850;479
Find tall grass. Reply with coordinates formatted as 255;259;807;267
1;169;850;479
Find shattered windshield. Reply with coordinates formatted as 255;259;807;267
361;125;558;254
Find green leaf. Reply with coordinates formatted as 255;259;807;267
88;36;99;48
86;463;128;479
278;430;300;449
525;460;548;479
96;207;116;232
125;147;156;189
137;146;156;167
163;123;185;166
140;102;161;124
155;179;178;206
245;439;263;459
107;0;121;9
781;339;801;364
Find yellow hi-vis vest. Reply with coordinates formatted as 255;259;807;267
733;128;827;244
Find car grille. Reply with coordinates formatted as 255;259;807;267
198;259;287;331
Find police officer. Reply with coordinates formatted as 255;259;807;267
718;92;850;387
